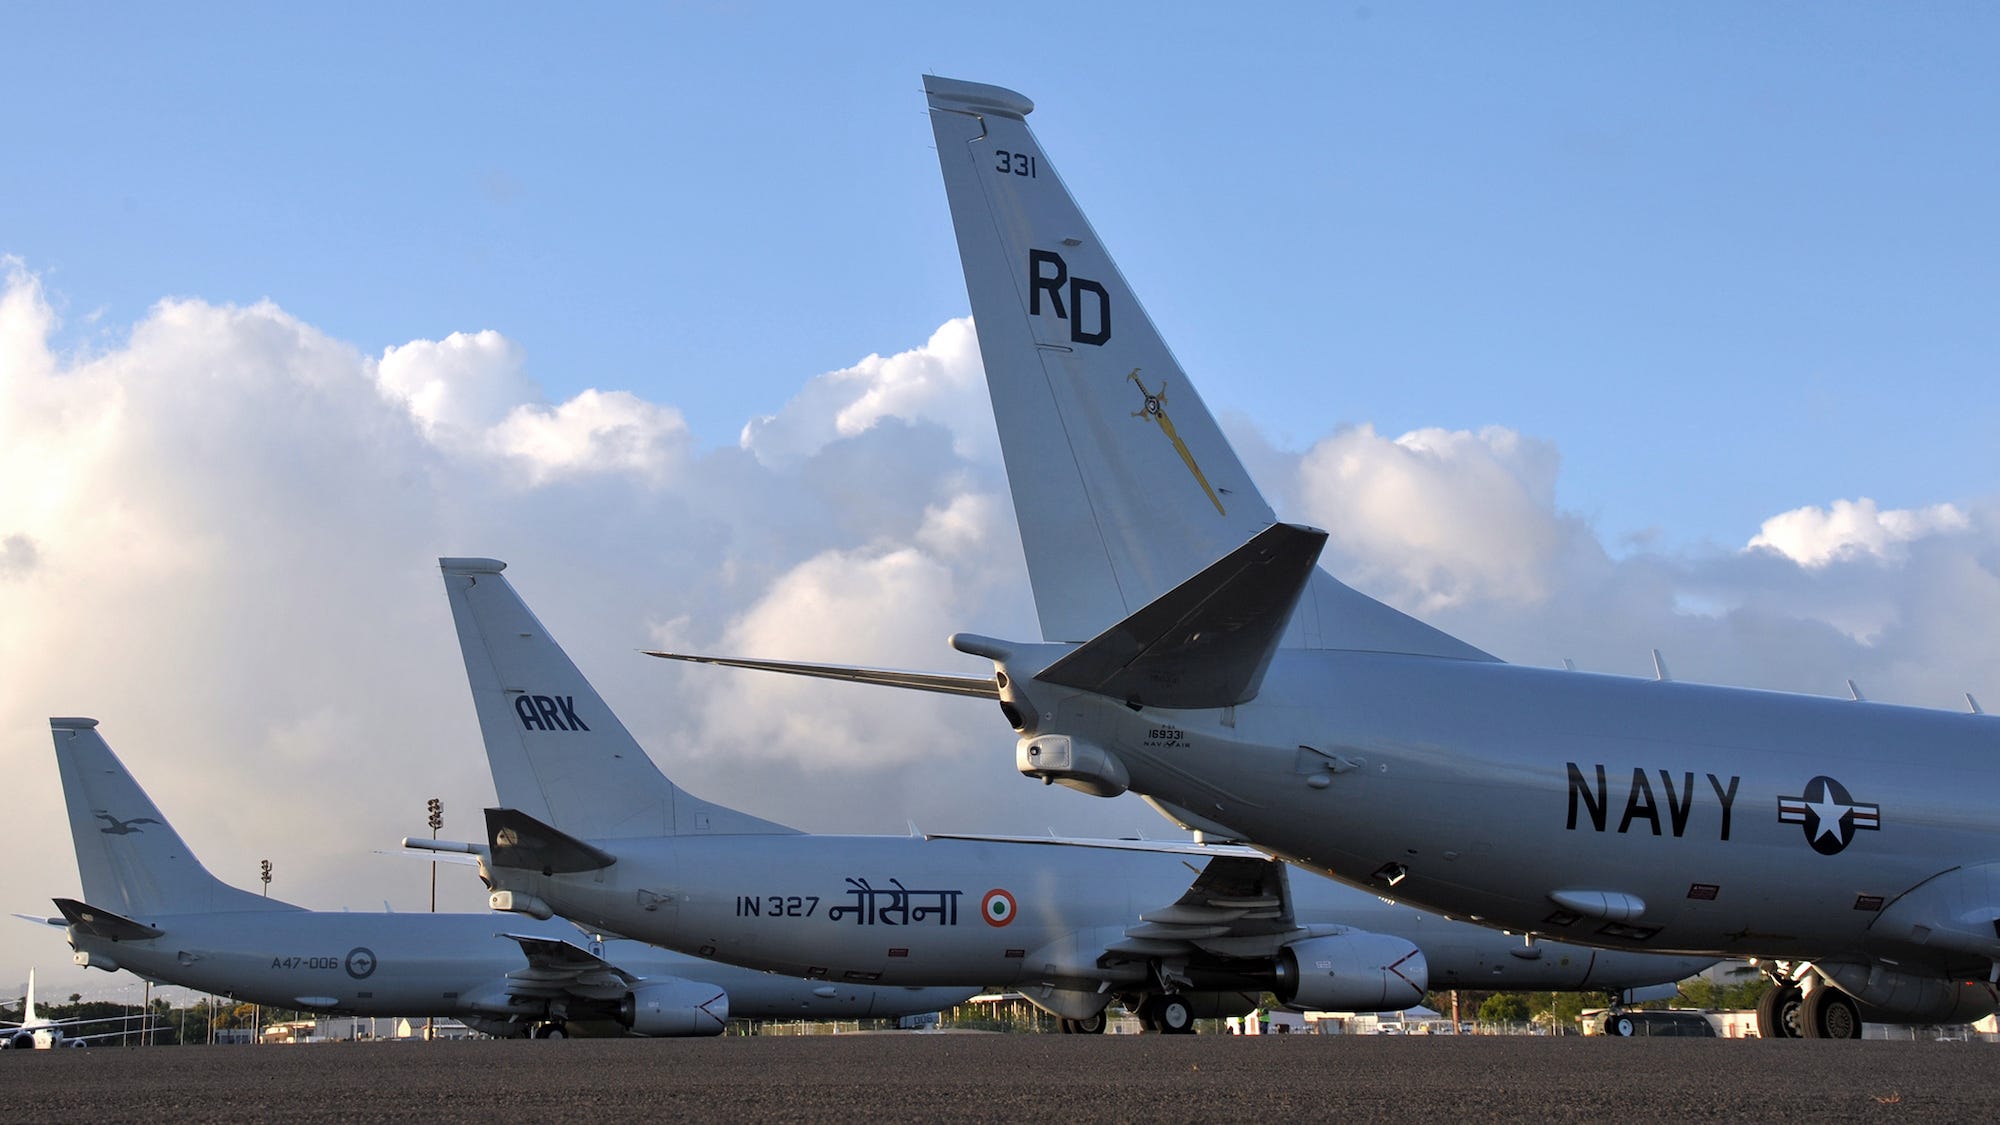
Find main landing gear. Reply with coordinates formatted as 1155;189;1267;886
1134;994;1195;1035
530;1020;569;1040
1058;1012;1107;1035
1755;983;1803;1039
1797;987;1862;1039
1755;966;1862;1040
1600;1010;1640;1037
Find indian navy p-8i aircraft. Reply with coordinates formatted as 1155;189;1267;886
37;718;972;1037
645;75;2000;1040
436;557;1707;1033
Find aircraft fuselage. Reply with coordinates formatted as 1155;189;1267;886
65;910;968;1021
1009;645;2000;973
490;833;1709;994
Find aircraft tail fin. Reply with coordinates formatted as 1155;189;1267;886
439;559;796;839
51;718;298;918
23;969;34;1025
1038;523;1327;709
923;75;1491;662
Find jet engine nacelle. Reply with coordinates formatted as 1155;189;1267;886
1274;932;1429;1012
1819;963;2000;1026
616;979;730;1037
3;1032;35;1050
1016;734;1129;797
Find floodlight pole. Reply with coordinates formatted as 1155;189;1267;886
255;859;271;1045
426;799;442;1041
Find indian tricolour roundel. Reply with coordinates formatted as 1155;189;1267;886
981;888;1017;927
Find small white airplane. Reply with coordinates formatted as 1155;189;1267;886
36;718;973;1038
648;75;2000;1039
436;557;1711;1033
1;970;144;1049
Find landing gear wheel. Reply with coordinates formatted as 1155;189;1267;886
532;1021;568;1040
1157;994;1195;1035
1135;996;1160;1032
1799;987;1862;1039
1072;1011;1107;1035
1603;1012;1638;1037
1756;984;1803;1039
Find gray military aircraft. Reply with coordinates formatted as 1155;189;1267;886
649;75;2000;1039
436;557;1708;1034
37;718;972;1038
2;970;148;1048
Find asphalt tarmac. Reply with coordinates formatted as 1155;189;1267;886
9;1033;1995;1121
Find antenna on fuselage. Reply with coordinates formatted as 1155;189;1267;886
1651;649;1671;682
1846;679;1866;702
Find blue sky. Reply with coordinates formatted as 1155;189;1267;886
2;4;1996;997
10;3;1993;549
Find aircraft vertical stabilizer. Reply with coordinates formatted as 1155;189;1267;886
923;75;1491;662
52;719;298;917
439;559;796;840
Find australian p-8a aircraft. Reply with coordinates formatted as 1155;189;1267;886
436;557;1707;1033
653;75;2000;1040
37;718;971;1038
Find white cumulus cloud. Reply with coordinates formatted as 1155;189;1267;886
2;260;1994;995
740;317;992;468
1747;498;1971;568
1295;423;1589;612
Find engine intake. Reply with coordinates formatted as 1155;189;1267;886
1274;932;1429;1012
616;978;730;1037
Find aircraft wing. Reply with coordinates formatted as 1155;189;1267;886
1103;853;1322;965
921;833;1267;860
644;652;1000;699
56;1021;160;1044
499;932;641;1000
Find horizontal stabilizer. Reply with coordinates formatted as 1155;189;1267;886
53;898;164;941
645;652;999;699
486;808;616;875
1037;523;1327;709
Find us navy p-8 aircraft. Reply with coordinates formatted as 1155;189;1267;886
38;718;972;1037
436;558;1707;1033
648;76;2000;1039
